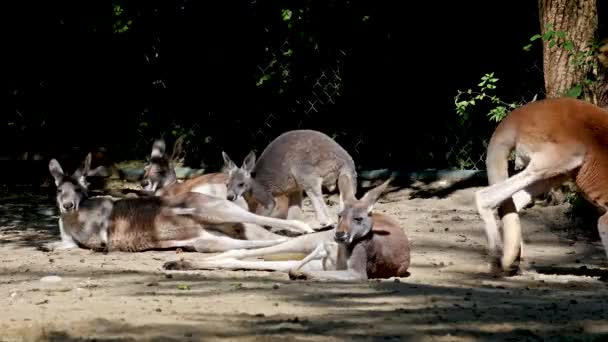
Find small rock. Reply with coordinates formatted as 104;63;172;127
444;228;449;232
40;275;62;283
451;216;463;221
35;299;49;305
429;228;435;232
394;278;400;283
255;313;265;317
272;284;280;290
155;308;162;312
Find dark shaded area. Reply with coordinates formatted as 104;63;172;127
0;1;545;187
24;271;608;341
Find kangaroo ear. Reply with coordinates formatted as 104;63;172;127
338;174;356;211
169;134;186;162
242;150;256;174
73;153;92;188
221;151;237;171
48;159;65;186
151;139;166;158
361;176;393;213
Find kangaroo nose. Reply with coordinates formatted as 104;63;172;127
227;194;235;201
63;202;74;210
334;231;347;242
141;179;149;187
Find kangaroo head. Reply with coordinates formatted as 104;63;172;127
49;153;93;214
222;150;256;202
334;175;392;245
141;135;185;193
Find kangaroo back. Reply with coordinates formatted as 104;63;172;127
254;129;357;192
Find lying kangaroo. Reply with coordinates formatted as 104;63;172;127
163;175;411;282
222;129;358;230
44;153;315;253
139;142;301;236
475;97;608;274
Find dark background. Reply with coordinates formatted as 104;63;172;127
0;1;548;183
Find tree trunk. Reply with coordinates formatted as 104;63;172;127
539;0;598;99
538;0;602;205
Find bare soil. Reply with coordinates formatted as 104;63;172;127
1;180;608;342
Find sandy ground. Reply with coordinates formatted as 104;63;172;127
1;179;608;342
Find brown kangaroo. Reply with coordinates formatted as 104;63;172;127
163;175;411;282
139;140;302;235
222;129;358;231
475;97;608;274
43;153;318;253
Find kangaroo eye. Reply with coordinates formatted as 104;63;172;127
238;183;245;187
354;217;363;223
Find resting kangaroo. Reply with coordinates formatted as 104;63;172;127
475;97;608;274
163;175;411;282
44;153;315;253
222;129;357;230
139;141;302;235
143;147;290;219
141;135;185;194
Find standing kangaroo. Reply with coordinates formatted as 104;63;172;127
163;175;411;282
44;153;316;253
222;129;358;230
475;97;608;274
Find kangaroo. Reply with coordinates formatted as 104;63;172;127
139;142;300;237
44;153;316;253
222;129;358;231
475;97;608;275
141;135;185;193
163;175;411;282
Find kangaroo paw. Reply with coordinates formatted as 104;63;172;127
163;259;194;270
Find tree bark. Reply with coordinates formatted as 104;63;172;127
538;0;604;205
539;0;598;99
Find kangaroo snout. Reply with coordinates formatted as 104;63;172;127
62;202;75;211
227;193;236;201
334;230;348;243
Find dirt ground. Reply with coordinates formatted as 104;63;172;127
2;179;608;342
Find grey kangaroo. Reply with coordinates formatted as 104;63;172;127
163;175;411;282
222;129;357;230
44;153;315;253
141;135;185;194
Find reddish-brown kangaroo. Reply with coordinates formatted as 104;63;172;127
139;138;304;235
163;175;411;282
475;97;608;274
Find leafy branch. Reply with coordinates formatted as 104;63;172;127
454;72;524;124
523;23;602;98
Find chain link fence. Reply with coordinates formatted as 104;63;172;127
251;40;491;172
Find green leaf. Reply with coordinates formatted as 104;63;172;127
563;40;574;51
565;84;582;98
281;9;292;21
549;40;557;48
177;284;190;290
530;34;542;41
256;74;271;86
555;31;566;39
